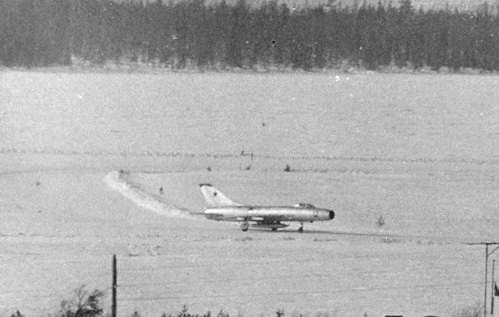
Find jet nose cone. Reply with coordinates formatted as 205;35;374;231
329;210;335;219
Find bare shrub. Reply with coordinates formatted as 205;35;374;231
216;310;230;317
59;285;105;317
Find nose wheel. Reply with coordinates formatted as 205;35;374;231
240;221;249;232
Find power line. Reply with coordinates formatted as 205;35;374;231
117;248;482;273
118;262;482;289
119;280;484;303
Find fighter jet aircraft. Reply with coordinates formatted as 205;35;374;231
199;183;335;232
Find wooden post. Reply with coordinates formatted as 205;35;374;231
112;255;117;317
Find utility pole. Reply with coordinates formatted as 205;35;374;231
112;255;117;317
492;260;496;316
468;242;499;317
492;260;496;315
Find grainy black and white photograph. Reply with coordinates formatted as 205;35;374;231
1;0;499;316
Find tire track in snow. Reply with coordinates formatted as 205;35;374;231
104;171;197;220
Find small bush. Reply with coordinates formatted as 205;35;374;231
180;305;189;317
376;215;385;228
11;311;24;317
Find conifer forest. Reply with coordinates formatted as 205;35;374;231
1;0;498;72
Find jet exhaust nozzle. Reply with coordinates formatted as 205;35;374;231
329;211;335;219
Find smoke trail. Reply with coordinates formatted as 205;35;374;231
104;171;196;220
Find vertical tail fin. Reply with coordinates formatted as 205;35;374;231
199;184;241;207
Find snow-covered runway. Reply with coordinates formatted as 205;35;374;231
1;70;498;317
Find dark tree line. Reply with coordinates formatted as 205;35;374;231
1;0;499;72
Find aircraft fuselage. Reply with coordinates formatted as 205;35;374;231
204;206;335;223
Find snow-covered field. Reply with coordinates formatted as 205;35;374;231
1;69;499;317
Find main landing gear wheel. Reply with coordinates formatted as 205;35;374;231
240;222;249;232
298;223;304;233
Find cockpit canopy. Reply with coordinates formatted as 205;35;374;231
294;203;316;209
